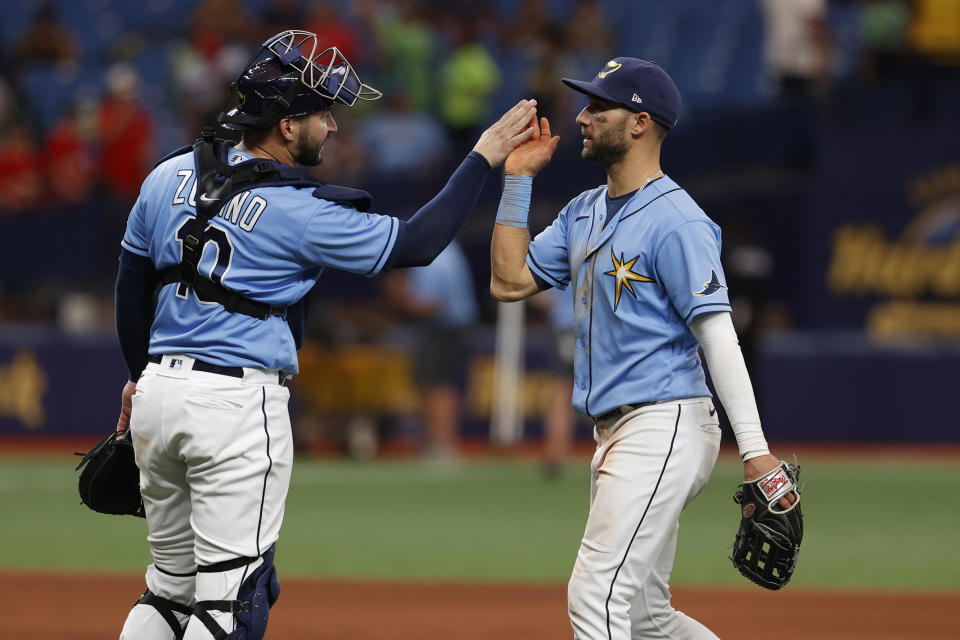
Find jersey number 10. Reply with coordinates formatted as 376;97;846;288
174;216;235;303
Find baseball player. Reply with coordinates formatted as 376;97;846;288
113;30;537;640
489;58;795;639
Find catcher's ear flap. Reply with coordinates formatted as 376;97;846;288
76;430;145;518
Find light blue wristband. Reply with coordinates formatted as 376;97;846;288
496;174;533;228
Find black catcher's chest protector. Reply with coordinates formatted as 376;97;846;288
158;130;373;322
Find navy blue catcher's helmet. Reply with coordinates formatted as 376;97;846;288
219;30;381;130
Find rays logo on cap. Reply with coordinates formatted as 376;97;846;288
597;60;622;79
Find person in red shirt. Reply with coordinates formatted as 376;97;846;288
97;63;154;201
44;104;97;203
304;4;361;65
0;124;42;212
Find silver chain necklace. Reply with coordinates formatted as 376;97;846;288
639;169;664;191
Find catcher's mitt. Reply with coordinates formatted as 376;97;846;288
75;430;145;518
731;460;802;590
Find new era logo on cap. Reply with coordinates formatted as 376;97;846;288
631;93;642;104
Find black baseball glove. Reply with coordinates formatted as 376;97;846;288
75;430;145;518
731;460;802;590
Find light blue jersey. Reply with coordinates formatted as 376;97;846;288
526;176;731;417
407;241;478;329
121;148;399;373
545;283;575;331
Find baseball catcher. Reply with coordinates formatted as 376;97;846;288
106;24;539;639
731;460;803;589
75;429;145;518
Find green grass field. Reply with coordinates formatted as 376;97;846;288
1;453;958;591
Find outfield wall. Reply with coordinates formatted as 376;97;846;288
0;328;956;442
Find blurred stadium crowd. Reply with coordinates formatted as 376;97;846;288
1;0;956;321
0;0;958;457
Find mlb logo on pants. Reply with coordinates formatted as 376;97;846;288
169;359;183;370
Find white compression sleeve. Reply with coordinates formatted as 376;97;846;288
689;311;770;461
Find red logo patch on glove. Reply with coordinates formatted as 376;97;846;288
759;468;790;499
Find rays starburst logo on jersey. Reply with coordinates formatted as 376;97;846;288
604;249;654;310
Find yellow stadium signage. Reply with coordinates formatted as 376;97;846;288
0;350;48;429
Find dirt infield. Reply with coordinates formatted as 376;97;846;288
3;572;957;639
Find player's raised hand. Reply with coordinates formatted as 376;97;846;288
505;115;560;177
472;99;539;168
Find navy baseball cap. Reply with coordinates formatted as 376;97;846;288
562;58;681;129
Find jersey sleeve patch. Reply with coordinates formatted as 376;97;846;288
693;268;727;297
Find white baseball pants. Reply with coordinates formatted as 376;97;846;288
120;355;293;639
568;397;722;640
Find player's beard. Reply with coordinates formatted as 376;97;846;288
582;122;628;167
292;130;325;167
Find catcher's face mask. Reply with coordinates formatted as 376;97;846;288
219;30;381;130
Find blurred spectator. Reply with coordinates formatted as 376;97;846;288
304;3;362;64
549;2;616;128
373;0;437;111
563;0;615;63
44;103;97;204
904;0;960;122
530;286;578;478
260;0;307;41
0;124;42;212
438;16;501;152
761;0;834;100
13;2;79;68
96;63;154;201
524;23;568;123
859;0;912;80
356;91;449;180
312;111;371;186
721;214;776;378
384;240;478;460
497;0;567;119
192;0;257;45
170;24;250;135
0;76;13;125
502;0;552;48
907;0;960;64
